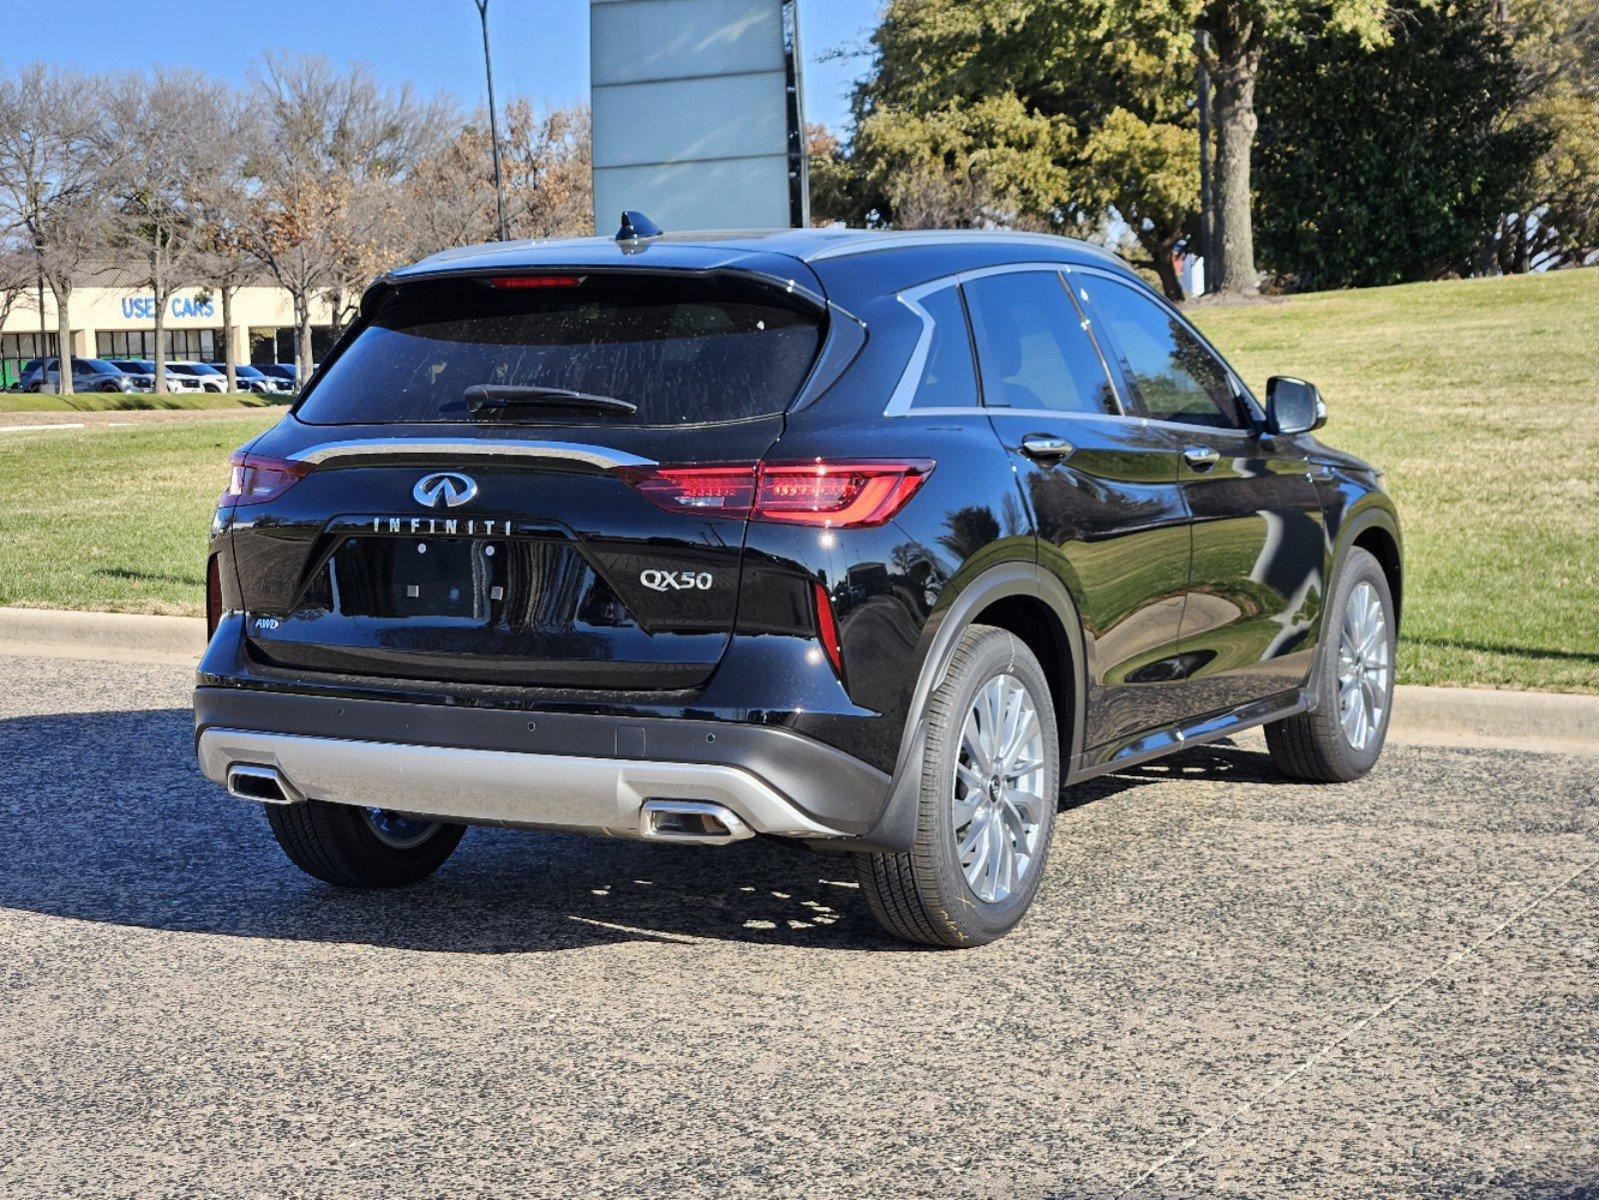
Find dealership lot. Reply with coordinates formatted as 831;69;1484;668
0;652;1593;1199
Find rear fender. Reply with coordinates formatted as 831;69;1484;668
853;561;1086;853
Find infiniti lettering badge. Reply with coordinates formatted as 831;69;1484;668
413;472;478;508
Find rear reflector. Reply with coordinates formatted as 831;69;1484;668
619;460;933;528
814;581;843;676
223;451;312;506
205;554;223;637
486;274;586;289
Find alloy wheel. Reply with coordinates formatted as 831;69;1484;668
952;674;1048;903
362;808;443;850
1336;580;1391;751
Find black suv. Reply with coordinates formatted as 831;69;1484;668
196;225;1402;947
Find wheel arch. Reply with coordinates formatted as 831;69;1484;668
855;561;1086;852
1335;505;1403;629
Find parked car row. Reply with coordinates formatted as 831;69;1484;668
7;357;305;396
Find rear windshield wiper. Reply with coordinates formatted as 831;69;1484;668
465;384;638;416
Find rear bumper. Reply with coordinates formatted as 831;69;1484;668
193;685;892;841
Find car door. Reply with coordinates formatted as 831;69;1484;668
962;266;1194;753
1073;270;1327;717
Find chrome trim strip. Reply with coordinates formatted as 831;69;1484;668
883;262;1134;419
289;438;656;471
198;728;847;839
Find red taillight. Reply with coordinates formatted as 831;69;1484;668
624;465;757;514
814;581;843;676
205;554;223;637
486;274;586;289
223;451;311;506
619;460;933;527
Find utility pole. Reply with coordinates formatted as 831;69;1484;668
473;0;510;241
1195;31;1216;295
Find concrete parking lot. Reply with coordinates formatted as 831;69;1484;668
0;651;1594;1199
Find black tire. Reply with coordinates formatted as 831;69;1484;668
265;800;465;887
853;625;1061;948
1266;546;1396;782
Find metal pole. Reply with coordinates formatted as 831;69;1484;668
474;0;510;241
1195;31;1214;295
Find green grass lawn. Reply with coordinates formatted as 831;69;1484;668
0;391;284;414
0;268;1594;692
0;415;277;615
1191;267;1599;692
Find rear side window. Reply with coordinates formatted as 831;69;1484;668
295;274;823;426
1077;276;1243;428
963;271;1118;415
910;286;978;409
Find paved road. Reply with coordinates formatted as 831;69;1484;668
1;652;1594;1200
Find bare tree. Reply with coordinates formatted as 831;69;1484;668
501;100;592;239
243;55;453;381
104;70;235;392
0;64;112;395
191;90;261;391
404;100;591;258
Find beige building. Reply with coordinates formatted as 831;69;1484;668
1;275;334;387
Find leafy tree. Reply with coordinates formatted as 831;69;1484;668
1254;0;1542;287
1192;0;1399;293
847;0;1201;300
1490;0;1599;271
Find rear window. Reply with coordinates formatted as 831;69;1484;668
295;273;824;426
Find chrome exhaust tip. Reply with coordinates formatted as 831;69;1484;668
225;763;305;806
639;799;754;844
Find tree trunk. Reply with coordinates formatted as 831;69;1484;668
52;285;73;396
221;285;237;393
1210;48;1261;295
152;292;168;395
1147;237;1187;302
294;292;313;386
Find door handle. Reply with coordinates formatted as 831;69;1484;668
1182;445;1221;472
1021;434;1075;461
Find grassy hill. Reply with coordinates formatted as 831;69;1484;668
1192;267;1599;692
0;268;1593;692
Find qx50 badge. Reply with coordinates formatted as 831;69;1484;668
640;569;714;592
413;471;478;509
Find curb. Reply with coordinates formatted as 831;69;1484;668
1;606;1595;755
1389;685;1599;756
0;606;206;665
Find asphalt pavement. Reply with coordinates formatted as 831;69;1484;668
0;651;1594;1199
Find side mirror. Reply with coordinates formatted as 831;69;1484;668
1265;376;1326;435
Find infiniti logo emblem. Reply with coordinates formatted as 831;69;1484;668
413;472;478;509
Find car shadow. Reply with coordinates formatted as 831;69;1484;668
1065;740;1297;806
0;707;1282;954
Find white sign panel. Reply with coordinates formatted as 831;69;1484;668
590;0;806;233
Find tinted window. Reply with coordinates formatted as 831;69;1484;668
910;286;978;409
296;274;822;426
1078;276;1242;428
963;271;1117;415
79;359;118;373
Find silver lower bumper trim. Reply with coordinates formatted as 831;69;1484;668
197;727;847;839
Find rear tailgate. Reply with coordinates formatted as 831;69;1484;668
227;269;824;690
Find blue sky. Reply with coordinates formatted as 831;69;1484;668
4;0;877;134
